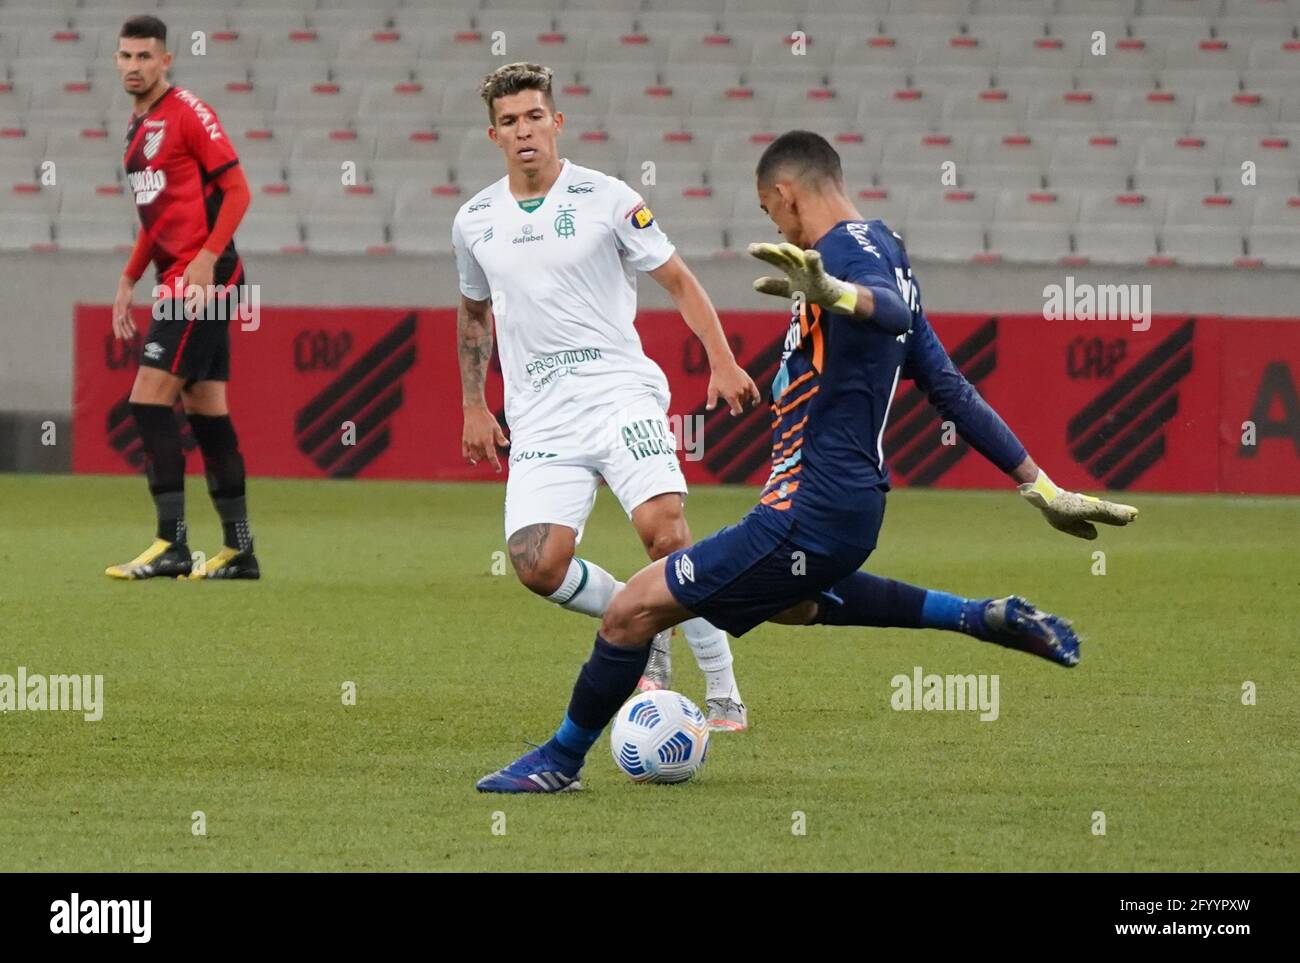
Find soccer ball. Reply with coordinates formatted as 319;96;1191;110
610;689;710;784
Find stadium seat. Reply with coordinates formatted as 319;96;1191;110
1073;223;1159;263
1135;134;1224;189
24;80;111;128
913;35;999;89
1160;225;1245;265
288;129;377;189
1050;133;1135;188
308;8;392;34
689;86;777;131
833;35;917;76
770;87;856;133
968;131;1050;179
747;33;835;83
1219;133;1300;193
857;87;943;132
940;88;1030;132
43;128;121;186
1111;90;1195;133
907;187;995;224
663;222;727;258
903;220;987;261
358;82;441;128
995;187;1082;224
1079;189;1169;226
1193;90;1281;133
986;222;1073;263
853;186;912;230
272;83;360;129
1027;90;1113;131
995;35;1086;77
0;210;53;250
304;184;389;255
880;131;970;188
236;211;304;255
390;214;453;256
609;85;689;127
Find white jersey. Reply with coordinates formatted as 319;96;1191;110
452;159;675;438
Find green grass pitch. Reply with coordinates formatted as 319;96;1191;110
0;474;1295;872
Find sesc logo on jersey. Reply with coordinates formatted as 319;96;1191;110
628;202;655;230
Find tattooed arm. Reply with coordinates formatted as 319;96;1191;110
459;294;509;471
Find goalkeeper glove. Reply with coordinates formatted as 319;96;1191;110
1019;469;1138;540
748;242;858;314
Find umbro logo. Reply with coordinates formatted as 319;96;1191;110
143;341;163;360
674;554;695;585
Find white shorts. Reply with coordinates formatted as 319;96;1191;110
503;394;688;541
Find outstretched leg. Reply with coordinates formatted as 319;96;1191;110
781;571;1080;668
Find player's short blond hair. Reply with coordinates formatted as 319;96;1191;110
480;62;556;124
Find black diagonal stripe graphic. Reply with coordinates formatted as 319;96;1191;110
909;439;971;488
1067;320;1194;443
890;348;997;477
294;313;417;436
693;335;785;482
1107;434;1165;490
313;384;404;472
1071;351;1190;464
297;344;415;455
1089;392;1178;481
329;427;391;478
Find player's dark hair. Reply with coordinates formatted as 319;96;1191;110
756;130;844;188
480;62;556;124
119;14;167;46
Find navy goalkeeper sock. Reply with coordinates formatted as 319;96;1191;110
816;573;991;637
815;571;927;627
544;634;650;770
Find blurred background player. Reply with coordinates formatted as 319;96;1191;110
476;130;1138;793
454;63;761;729
105;15;258;581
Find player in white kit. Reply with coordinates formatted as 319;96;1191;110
453;64;761;729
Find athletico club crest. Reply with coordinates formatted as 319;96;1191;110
143;125;165;160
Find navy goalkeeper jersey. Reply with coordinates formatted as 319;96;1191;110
758;219;1026;552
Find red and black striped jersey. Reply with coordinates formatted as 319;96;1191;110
123;85;241;285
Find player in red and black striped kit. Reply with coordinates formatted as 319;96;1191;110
105;15;259;580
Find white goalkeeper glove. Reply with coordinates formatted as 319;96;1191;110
748;242;859;314
1019;470;1138;540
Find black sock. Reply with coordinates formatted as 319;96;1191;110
131;402;187;545
814;571;928;627
188;413;253;551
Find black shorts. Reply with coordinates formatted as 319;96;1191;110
139;276;250;385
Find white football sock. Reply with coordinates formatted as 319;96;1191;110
546;557;619;618
680;617;741;701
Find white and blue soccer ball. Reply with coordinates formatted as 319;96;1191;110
610;689;710;784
